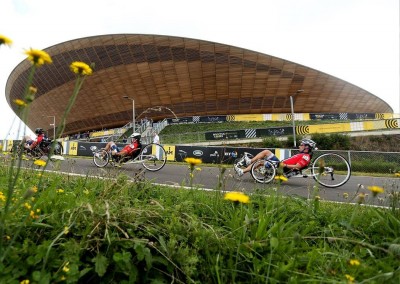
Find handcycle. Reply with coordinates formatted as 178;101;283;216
91;143;167;172
14;138;64;160
234;151;351;188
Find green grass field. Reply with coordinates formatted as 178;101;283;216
1;156;399;283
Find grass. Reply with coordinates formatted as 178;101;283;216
1;156;399;283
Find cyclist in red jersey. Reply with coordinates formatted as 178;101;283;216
234;138;316;177
25;128;46;151
102;133;142;161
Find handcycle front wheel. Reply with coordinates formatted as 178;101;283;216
251;160;277;184
93;149;109;167
51;142;64;156
311;153;351;188
139;143;167;172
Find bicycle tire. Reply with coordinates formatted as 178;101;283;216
251;160;276;184
140;143;167;172
311;153;351;188
48;142;64;156
93;149;109;167
53;142;64;156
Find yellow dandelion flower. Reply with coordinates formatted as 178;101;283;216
60;276;66;281
29;86;37;94
57;189;64;193
62;263;70;273
32;186;38;193
0;194;5;202
6;235;11;240
224;191;250;204
0;35;12;46
367;186;384;196
274;175;288;182
24;202;32;210
345;274;355;283
395;172;400;177
64;226;69;235
314;195;320;200
14;99;27;107
25;48;52;66
34;159;46;167
70;61;93;75
184;157;202;166
343;192;349;199
349;259;360;266
20;280;30;284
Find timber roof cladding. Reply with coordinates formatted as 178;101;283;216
6;34;393;136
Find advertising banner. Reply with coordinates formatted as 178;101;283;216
257;127;292;137
205;130;245;140
173;145;265;164
198;116;227;123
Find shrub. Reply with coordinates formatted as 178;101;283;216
311;133;351;150
262;136;284;148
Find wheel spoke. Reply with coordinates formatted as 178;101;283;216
251;160;276;184
93;149;109;167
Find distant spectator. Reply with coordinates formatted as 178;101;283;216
153;131;160;144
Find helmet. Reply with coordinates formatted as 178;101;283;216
35;128;44;134
130;132;141;140
300;138;316;150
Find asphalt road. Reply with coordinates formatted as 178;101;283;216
38;156;400;207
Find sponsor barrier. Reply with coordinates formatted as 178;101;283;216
1;139;285;164
205;119;400;141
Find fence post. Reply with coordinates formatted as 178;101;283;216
347;150;351;166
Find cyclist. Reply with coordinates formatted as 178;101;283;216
25;128;46;151
102;133;142;162
234;138;317;177
23;135;34;148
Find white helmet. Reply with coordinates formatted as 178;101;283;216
300;138;316;150
130;133;141;140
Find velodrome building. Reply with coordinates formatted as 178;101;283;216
6;34;394;138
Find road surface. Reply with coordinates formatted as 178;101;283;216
31;156;399;207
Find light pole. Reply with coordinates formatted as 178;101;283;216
290;89;304;147
43;115;56;139
123;96;135;133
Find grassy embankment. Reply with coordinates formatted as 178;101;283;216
0;154;399;283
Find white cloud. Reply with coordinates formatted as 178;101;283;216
1;0;399;139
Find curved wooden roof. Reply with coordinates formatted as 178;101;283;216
6;34;393;136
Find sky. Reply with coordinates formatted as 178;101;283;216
1;0;399;140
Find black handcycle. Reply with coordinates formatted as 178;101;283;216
234;152;351;188
91;143;167;172
15;138;64;160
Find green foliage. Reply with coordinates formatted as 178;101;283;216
1;160;400;283
262;136;284;148
311;133;351;150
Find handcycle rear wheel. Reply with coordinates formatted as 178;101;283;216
311;153;351;188
251;160;277;184
93;149;109;167
139;143;167;172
